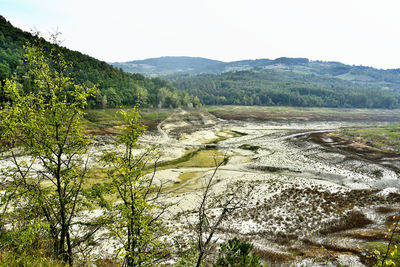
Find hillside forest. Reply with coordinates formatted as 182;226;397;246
0;16;200;109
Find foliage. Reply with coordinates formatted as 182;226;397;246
369;244;400;266
340;125;400;152
112;55;400;90
0;36;101;265
166;69;400;109
101;106;170;266
368;215;400;266
214;237;262;267
0;228;65;266
174;238;199;267
0;16;198;109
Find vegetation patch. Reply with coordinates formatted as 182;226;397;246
207;105;400;122
321;210;373;234
156;148;225;171
166;171;203;193
239;144;260;152
84;108;174;132
338;124;400;153
250;165;291;173
376;206;398;214
252;247;294;263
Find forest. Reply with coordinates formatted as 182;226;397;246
166;70;400;108
0;16;199;109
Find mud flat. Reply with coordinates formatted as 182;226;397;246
1;107;400;265
149;109;400;266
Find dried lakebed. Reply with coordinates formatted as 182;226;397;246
146;110;400;266
1;109;400;266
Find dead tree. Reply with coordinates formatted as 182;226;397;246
184;156;251;267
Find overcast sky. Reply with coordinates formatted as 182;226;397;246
2;0;400;69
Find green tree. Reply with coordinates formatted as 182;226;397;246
104;87;122;107
214;238;262;267
0;37;98;265
101;106;169;266
193;96;201;108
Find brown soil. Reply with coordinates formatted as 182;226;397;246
308;132;400;172
210;110;400;123
342;230;387;241
320;211;373;234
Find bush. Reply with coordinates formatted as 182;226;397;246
214;237;262;267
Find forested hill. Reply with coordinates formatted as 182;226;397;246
166;70;400;109
112;56;400;88
111;56;225;76
113;56;400;108
0;16;197;108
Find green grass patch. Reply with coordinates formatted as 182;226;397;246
339;124;400;152
157;148;225;171
366;236;400;266
83;108;174;131
140;108;174;122
206;105;400;121
175;149;224;168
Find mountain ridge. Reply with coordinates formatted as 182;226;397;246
111;56;400;86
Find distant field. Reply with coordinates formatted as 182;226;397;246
206;105;400;122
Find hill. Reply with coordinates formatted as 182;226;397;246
111;56;225;76
112;56;400;108
112;56;400;92
0;16;196;109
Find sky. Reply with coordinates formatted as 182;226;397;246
1;0;400;69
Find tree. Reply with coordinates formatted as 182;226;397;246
0;36;98;265
193;96;201;108
104;87;122;107
175;156;252;267
214;237;262;267
101;106;170;266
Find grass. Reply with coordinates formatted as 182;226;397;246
206;105;343;114
366;237;400;266
81;148;225;198
338;124;400;152
206;105;400;123
83;108;174;132
0;249;65;267
0;231;65;267
157;148;225;171
206;105;386;115
175;149;224;168
83;108;123;130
